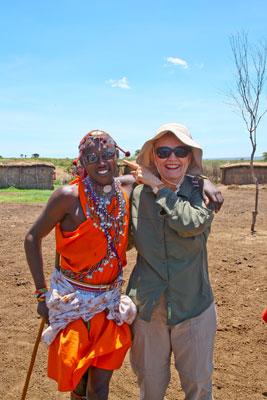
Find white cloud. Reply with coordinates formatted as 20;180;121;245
166;57;188;69
107;77;131;89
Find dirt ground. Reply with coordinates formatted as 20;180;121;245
0;185;267;400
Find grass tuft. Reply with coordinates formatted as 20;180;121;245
0;184;61;203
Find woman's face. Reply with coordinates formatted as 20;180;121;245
153;133;192;184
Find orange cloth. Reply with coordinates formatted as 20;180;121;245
47;177;131;392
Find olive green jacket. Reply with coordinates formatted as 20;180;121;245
126;176;214;325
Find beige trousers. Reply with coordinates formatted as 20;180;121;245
130;297;217;400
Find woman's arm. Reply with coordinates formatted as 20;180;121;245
155;186;214;237
123;160;216;237
123;160;224;213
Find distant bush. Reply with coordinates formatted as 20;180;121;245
203;162;222;184
38;158;75;172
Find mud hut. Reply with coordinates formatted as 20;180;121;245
0;161;55;189
220;162;267;185
118;162;136;176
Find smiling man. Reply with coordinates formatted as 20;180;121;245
24;130;136;400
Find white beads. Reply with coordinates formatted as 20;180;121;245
82;177;127;277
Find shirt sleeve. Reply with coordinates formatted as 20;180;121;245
155;186;214;237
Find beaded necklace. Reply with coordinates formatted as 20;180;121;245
80;176;127;278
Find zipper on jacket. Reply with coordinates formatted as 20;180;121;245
167;302;172;321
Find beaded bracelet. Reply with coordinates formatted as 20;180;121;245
197;174;208;180
71;391;87;400
191;174;208;185
35;287;49;302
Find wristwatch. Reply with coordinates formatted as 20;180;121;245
152;184;166;195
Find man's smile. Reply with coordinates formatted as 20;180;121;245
96;168;110;175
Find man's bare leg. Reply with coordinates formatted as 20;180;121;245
71;370;88;400
86;366;113;400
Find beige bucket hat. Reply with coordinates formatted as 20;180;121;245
136;122;203;176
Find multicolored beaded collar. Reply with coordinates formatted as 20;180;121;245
83;176;127;278
63;177;127;282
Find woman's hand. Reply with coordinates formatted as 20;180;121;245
123;160;162;188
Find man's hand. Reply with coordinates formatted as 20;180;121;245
37;301;50;325
201;179;224;213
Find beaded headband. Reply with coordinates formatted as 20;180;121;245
72;130;130;178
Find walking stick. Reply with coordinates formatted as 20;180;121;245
20;317;45;400
21;252;59;400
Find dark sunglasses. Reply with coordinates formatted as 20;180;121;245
155;146;191;159
84;149;116;164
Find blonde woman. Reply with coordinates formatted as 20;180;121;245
125;122;221;400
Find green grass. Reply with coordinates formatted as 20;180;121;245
0;185;61;203
203;159;229;167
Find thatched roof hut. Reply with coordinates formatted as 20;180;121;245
220;162;267;185
0;161;55;189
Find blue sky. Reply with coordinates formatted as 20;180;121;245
1;0;267;159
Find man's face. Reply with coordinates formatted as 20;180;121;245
81;139;118;186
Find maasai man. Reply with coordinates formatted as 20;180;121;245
24;130;137;400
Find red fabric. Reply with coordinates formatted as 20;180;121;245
56;177;129;283
262;307;267;323
47;177;131;391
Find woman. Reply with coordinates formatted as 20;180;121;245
125;122;218;400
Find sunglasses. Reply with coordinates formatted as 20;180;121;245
155;146;191;159
84;149;116;164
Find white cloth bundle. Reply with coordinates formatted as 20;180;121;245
42;268;137;345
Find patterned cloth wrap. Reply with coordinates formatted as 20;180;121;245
42;268;137;345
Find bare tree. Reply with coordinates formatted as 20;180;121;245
229;32;267;233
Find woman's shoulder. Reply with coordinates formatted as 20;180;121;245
178;175;201;199
132;183;150;196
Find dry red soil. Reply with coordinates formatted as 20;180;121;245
0;185;267;399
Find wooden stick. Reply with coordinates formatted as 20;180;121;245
21;318;45;400
21;251;59;399
55;251;60;268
